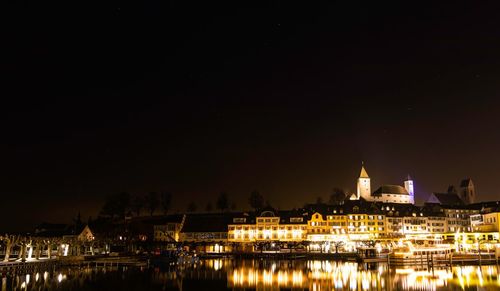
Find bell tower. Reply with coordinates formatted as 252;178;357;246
459;178;475;204
357;163;371;201
404;174;415;204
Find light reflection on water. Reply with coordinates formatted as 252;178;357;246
1;259;500;290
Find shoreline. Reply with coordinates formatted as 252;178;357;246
1;251;499;275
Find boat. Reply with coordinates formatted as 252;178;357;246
389;241;452;266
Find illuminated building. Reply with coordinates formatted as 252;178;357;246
442;206;478;232
427;178;476;205
305;202;387;243
228;208;308;249
180;213;235;253
474;211;500;232
152;214;186;242
353;164;415;204
356;164;371;200
347;212;386;240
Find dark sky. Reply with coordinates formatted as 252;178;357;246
2;1;500;232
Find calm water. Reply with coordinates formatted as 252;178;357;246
2;259;500;290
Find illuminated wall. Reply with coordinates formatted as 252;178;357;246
371;192;411;204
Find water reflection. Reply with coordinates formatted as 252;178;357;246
1;259;500;290
224;259;500;290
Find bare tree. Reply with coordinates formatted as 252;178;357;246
329;188;346;205
1;235;19;262
187;201;197;212
147;192;160;216
332;241;345;253
248;190;264;210
160;192;172;215
132;194;145;216
216;192;229;212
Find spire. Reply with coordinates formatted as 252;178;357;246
359;163;369;178
405;174;412;181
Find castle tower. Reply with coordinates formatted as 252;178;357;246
459;178;475;204
404;174;415;204
357;164;371;200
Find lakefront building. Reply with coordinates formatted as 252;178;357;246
227;208;308;251
122;163;497;255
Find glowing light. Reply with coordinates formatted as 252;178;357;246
27;246;33;260
213;259;221;271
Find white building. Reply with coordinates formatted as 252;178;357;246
355;165;415;204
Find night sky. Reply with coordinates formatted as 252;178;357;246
2;1;500;232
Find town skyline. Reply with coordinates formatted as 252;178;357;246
1;161;487;233
3;1;500;289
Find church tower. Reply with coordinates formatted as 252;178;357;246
404;175;415;204
459;178;475;204
357;164;371;200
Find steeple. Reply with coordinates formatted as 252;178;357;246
359;162;369;178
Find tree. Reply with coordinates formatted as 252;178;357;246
131;194;145;216
99;195;118;218
99;192;130;218
160;192;172;215
147;192;160;216
360;240;376;248
205;202;213;212
329;188;346;205
248;190;264;210
231;202;237;211
73;212;83;229
187;201;197;212
117;192;131;218
1;235;19;262
316;196;323;204
216;192;229;212
332;241;345;253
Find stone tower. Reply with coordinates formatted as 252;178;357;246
357;164;371;201
404;174;415;204
459;178;475;204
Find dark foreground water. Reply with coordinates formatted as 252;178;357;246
2;259;500;290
